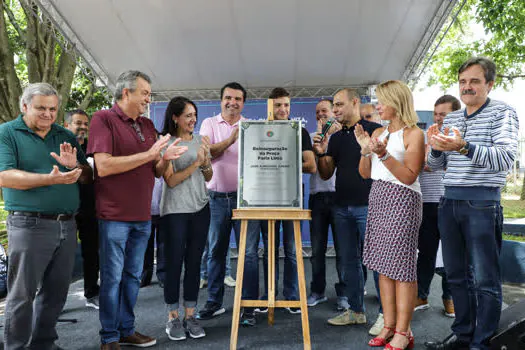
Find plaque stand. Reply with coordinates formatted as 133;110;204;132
229;208;312;350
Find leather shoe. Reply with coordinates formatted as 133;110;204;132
424;334;469;349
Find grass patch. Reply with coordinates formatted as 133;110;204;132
503;234;525;242
502;199;525;219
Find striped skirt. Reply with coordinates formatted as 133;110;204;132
363;180;423;282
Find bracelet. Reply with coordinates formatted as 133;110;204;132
379;151;391;162
317;153;327;158
361;152;372;158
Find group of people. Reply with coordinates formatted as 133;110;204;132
0;56;518;350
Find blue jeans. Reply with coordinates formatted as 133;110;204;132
308;192;335;295
200;237;233;279
98;220;150;344
206;192;260;305
261;220;298;300
438;198;503;350
331;205;367;312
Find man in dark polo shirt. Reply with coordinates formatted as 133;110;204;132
64;109;100;310
0;83;92;350
88;70;187;349
313;88;381;326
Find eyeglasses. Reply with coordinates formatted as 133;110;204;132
131;122;145;142
363;114;372;119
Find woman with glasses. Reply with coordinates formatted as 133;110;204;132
159;96;212;341
355;80;425;350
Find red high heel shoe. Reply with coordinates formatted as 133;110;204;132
384;330;414;350
368;326;395;347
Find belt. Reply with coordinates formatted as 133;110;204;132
209;191;237;199
9;211;74;221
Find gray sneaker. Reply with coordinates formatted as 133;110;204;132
166;318;186;341
307;293;328;307
336;296;350;311
184;316;206;339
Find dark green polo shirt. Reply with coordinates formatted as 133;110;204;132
0;115;87;214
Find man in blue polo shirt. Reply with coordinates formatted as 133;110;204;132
0;83;92;350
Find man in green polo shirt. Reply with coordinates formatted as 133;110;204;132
0;82;92;350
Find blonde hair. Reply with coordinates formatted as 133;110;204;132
376;80;418;127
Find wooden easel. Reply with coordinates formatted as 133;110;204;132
229;99;312;349
229;208;312;350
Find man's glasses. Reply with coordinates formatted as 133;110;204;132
131;122;145;142
363;114;373;119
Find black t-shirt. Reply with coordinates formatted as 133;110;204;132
78;141;96;217
327;119;382;206
301;127;313;152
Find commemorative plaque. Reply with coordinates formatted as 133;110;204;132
237;120;302;208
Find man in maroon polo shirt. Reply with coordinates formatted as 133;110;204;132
87;70;187;349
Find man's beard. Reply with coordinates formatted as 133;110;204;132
76;133;86;142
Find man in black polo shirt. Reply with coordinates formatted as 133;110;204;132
313;88;381;326
0;83;92;349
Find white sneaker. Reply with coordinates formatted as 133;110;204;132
369;313;384;336
86;296;99;310
224;275;236;287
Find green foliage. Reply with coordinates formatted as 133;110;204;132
1;0;111;123
427;0;525;90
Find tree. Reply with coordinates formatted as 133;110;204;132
425;0;525;90
0;0;109;124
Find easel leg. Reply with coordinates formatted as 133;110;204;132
268;219;276;326
294;220;311;350
230;219;248;350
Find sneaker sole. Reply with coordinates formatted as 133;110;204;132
86;303;99;310
444;311;455;318
188;331;206;339
286;308;302;314
328;320;367;326
254;308;268;314
119;339;157;347
307;297;328;307
414;304;430;311
165;329;186;341
197;307;226;320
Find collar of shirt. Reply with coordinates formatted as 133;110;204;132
217;113;244;126
111;103;145;125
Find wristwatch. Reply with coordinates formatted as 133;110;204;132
459;141;470;155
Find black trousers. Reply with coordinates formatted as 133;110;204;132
76;213;99;299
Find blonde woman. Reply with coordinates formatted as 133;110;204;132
355;80;425;350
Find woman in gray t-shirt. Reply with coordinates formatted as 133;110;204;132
159;97;212;341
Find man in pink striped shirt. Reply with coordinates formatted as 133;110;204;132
197;82;261;326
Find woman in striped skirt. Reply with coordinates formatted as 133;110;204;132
355;80;425;350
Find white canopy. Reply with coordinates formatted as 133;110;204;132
35;0;459;100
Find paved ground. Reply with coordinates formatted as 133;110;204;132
1;258;523;350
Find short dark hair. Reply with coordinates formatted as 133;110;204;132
317;99;333;107
161;96;198;135
268;87;290;99
335;88;360;101
220;82;247;102
64;109;89;124
458;57;496;83
434;95;461;111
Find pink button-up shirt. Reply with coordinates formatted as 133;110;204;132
199;113;243;193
